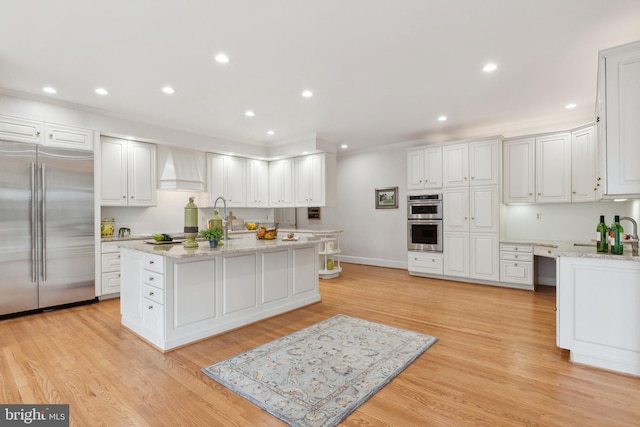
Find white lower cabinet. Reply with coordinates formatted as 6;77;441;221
557;256;640;376
120;243;319;351
470;234;499;281
100;241;121;296
499;243;534;289
408;252;443;276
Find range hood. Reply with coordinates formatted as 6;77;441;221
157;145;206;191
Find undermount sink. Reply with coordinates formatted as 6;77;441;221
573;243;596;247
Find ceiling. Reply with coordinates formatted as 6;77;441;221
2;0;640;153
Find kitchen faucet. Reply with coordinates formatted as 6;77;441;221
213;196;228;241
619;216;639;256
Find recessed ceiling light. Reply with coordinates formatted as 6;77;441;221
267;130;275;135
565;103;577;109
483;63;497;72
42;86;57;94
215;53;230;64
162;86;175;94
302;90;313;98
228;152;234;156
302;151;309;155
341;144;348;149
245;110;255;117
438;116;448;122
95;87;109;95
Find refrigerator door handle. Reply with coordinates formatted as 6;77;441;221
41;163;46;282
31;162;37;283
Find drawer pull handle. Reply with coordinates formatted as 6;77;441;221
149;291;154;296
149;260;154;265
148;305;153;310
149;277;154;281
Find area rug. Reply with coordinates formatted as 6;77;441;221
201;314;438;427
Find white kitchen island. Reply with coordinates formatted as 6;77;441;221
119;237;320;351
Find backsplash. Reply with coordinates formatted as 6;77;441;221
101;190;273;236
502;199;640;241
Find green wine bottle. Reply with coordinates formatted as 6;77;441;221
596;215;608;253
610;215;624;255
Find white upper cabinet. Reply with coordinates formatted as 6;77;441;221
442;139;499;188
246;159;269;207
503;137;536;204
536;132;571;203
571;126;600;202
269;158;295;207
206;153;245;207
0;115;43;144
407;146;442;190
0;115;93;151
101;137;157;206
44;123;93;151
600;41;640;195
469;139;499;186
295;153;326;206
442;143;469;187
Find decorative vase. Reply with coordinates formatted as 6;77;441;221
184;197;199;248
100;218;115;237
209;239;219;248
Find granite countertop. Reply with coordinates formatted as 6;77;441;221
500;239;640;262
118;236;320;259
101;228;343;242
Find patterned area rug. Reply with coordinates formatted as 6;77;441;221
201;314;438;427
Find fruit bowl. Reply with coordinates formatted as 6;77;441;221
246;222;258;230
256;225;277;240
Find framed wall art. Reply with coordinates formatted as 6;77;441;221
375;187;398;209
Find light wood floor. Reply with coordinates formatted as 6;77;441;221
1;263;639;426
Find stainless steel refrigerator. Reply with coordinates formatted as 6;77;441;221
0;141;96;316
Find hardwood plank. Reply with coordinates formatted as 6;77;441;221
1;263;639;426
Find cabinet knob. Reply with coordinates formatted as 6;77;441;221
131;196;134;199
148;305;153;310
471;176;474;180
464;177;468;181
594;188;598;191
537;193;541;196
514;255;518;259
149;260;154;265
471;217;475;220
514;247;519;251
149;291;154;296
149;277;154;281
49;133;53;139
529;193;533;196
36;131;41;136
122;195;126;199
572;191;576;194
425;179;428;183
597;177;602;181
515;263;518;267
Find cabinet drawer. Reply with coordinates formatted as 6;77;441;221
500;260;534;285
408;253;443;275
101;241;120;253
143;284;164;304
143;270;164;289
533;246;558;258
500;244;533;253
500;251;533;262
142;254;164;273
143;299;164;337
101;252;121;273
101;271;120;294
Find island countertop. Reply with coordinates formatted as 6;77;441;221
500;239;640;262
118;236;321;259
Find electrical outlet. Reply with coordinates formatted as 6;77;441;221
536;213;541;220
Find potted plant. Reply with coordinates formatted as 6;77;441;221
199;226;223;248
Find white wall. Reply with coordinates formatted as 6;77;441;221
297;148;409;268
502;200;639;241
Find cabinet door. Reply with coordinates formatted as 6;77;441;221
571;126;599;202
128;141;157;206
407;149;426;190
469;139;499;186
225;156;245;207
44;123;93;151
307;154;325;206
246;159;269;207
270;159;295;207
443;143;468;187
295;156;312;206
470;234;499;281
503;138;535;204
604;43;640;195
0;115;43;144
443;188;469;232
424;146;443;189
100;137;128;206
206;153;225;206
536;133;571;203
443;232;469;277
470;187;498;233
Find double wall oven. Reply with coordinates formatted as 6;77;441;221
407;194;443;252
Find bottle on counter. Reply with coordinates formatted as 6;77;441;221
610;215;624;255
596;215;608;253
